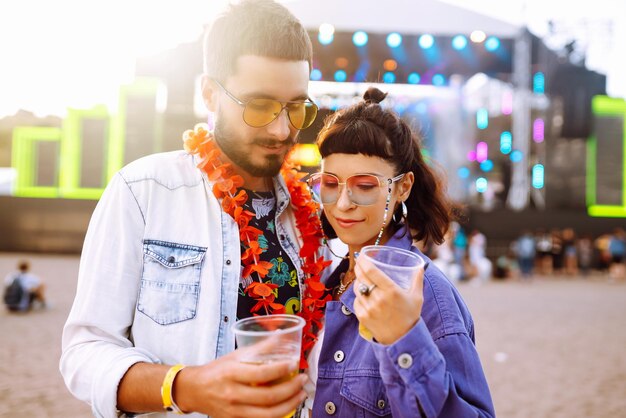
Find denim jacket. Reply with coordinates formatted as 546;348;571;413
60;151;306;418
312;227;495;417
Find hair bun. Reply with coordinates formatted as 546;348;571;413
363;87;387;104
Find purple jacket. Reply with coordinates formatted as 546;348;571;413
312;227;495;417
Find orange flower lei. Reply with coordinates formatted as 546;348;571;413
182;123;331;369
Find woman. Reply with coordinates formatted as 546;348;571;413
304;88;494;417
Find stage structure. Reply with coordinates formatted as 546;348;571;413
299;25;556;211
285;0;612;216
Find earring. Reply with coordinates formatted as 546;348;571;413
392;201;408;224
206;113;215;131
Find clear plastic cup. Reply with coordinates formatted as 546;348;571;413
356;246;424;340
359;245;425;289
233;314;305;418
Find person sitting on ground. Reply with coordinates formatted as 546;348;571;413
3;260;46;312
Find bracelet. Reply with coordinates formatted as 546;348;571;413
161;364;186;414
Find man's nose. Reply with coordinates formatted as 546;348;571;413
265;108;292;140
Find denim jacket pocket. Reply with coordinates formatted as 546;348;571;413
138;240;207;325
340;374;392;417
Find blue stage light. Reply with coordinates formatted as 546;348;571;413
458;167;470;179
510;150;523;163
500;131;512;154
432;74;446;86
452;35;468;50
476;108;488;129
476;177;488;193
532;164;544;189
318;23;334;46
353;31;368;47
533;72;545;94
383;72;396;83
485;36;500;51
354;66;369;82
334;70;347;82
407;72;421;84
318;32;334;45
418;34;434;49
310;69;322;81
387;33;402;48
480;159;494;172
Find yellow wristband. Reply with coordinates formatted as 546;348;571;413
161;364;186;414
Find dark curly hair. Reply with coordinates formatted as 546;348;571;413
316;87;453;244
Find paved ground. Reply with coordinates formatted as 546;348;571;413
0;253;92;418
461;275;626;418
1;253;625;417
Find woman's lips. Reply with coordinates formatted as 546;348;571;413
335;217;363;228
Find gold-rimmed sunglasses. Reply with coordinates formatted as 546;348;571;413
214;80;318;130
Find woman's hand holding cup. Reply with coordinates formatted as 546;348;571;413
353;246;425;345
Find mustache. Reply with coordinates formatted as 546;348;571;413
253;136;297;148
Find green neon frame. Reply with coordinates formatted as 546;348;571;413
586;95;626;218
10;78;166;200
59;105;110;199
108;77;164;179
11;127;62;198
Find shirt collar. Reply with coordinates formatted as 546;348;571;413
271;174;291;216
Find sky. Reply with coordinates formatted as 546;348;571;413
0;0;219;117
442;0;626;96
0;0;624;117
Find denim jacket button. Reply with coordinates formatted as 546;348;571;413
167;256;176;263
398;353;413;369
325;401;336;415
377;399;386;409
225;259;231;265
333;350;345;363
341;305;351;316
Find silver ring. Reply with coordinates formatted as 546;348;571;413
358;283;376;296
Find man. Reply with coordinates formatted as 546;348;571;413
60;1;319;417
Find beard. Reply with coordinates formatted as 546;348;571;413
213;116;296;177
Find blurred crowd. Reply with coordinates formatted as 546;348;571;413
422;223;493;283
423;225;626;283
